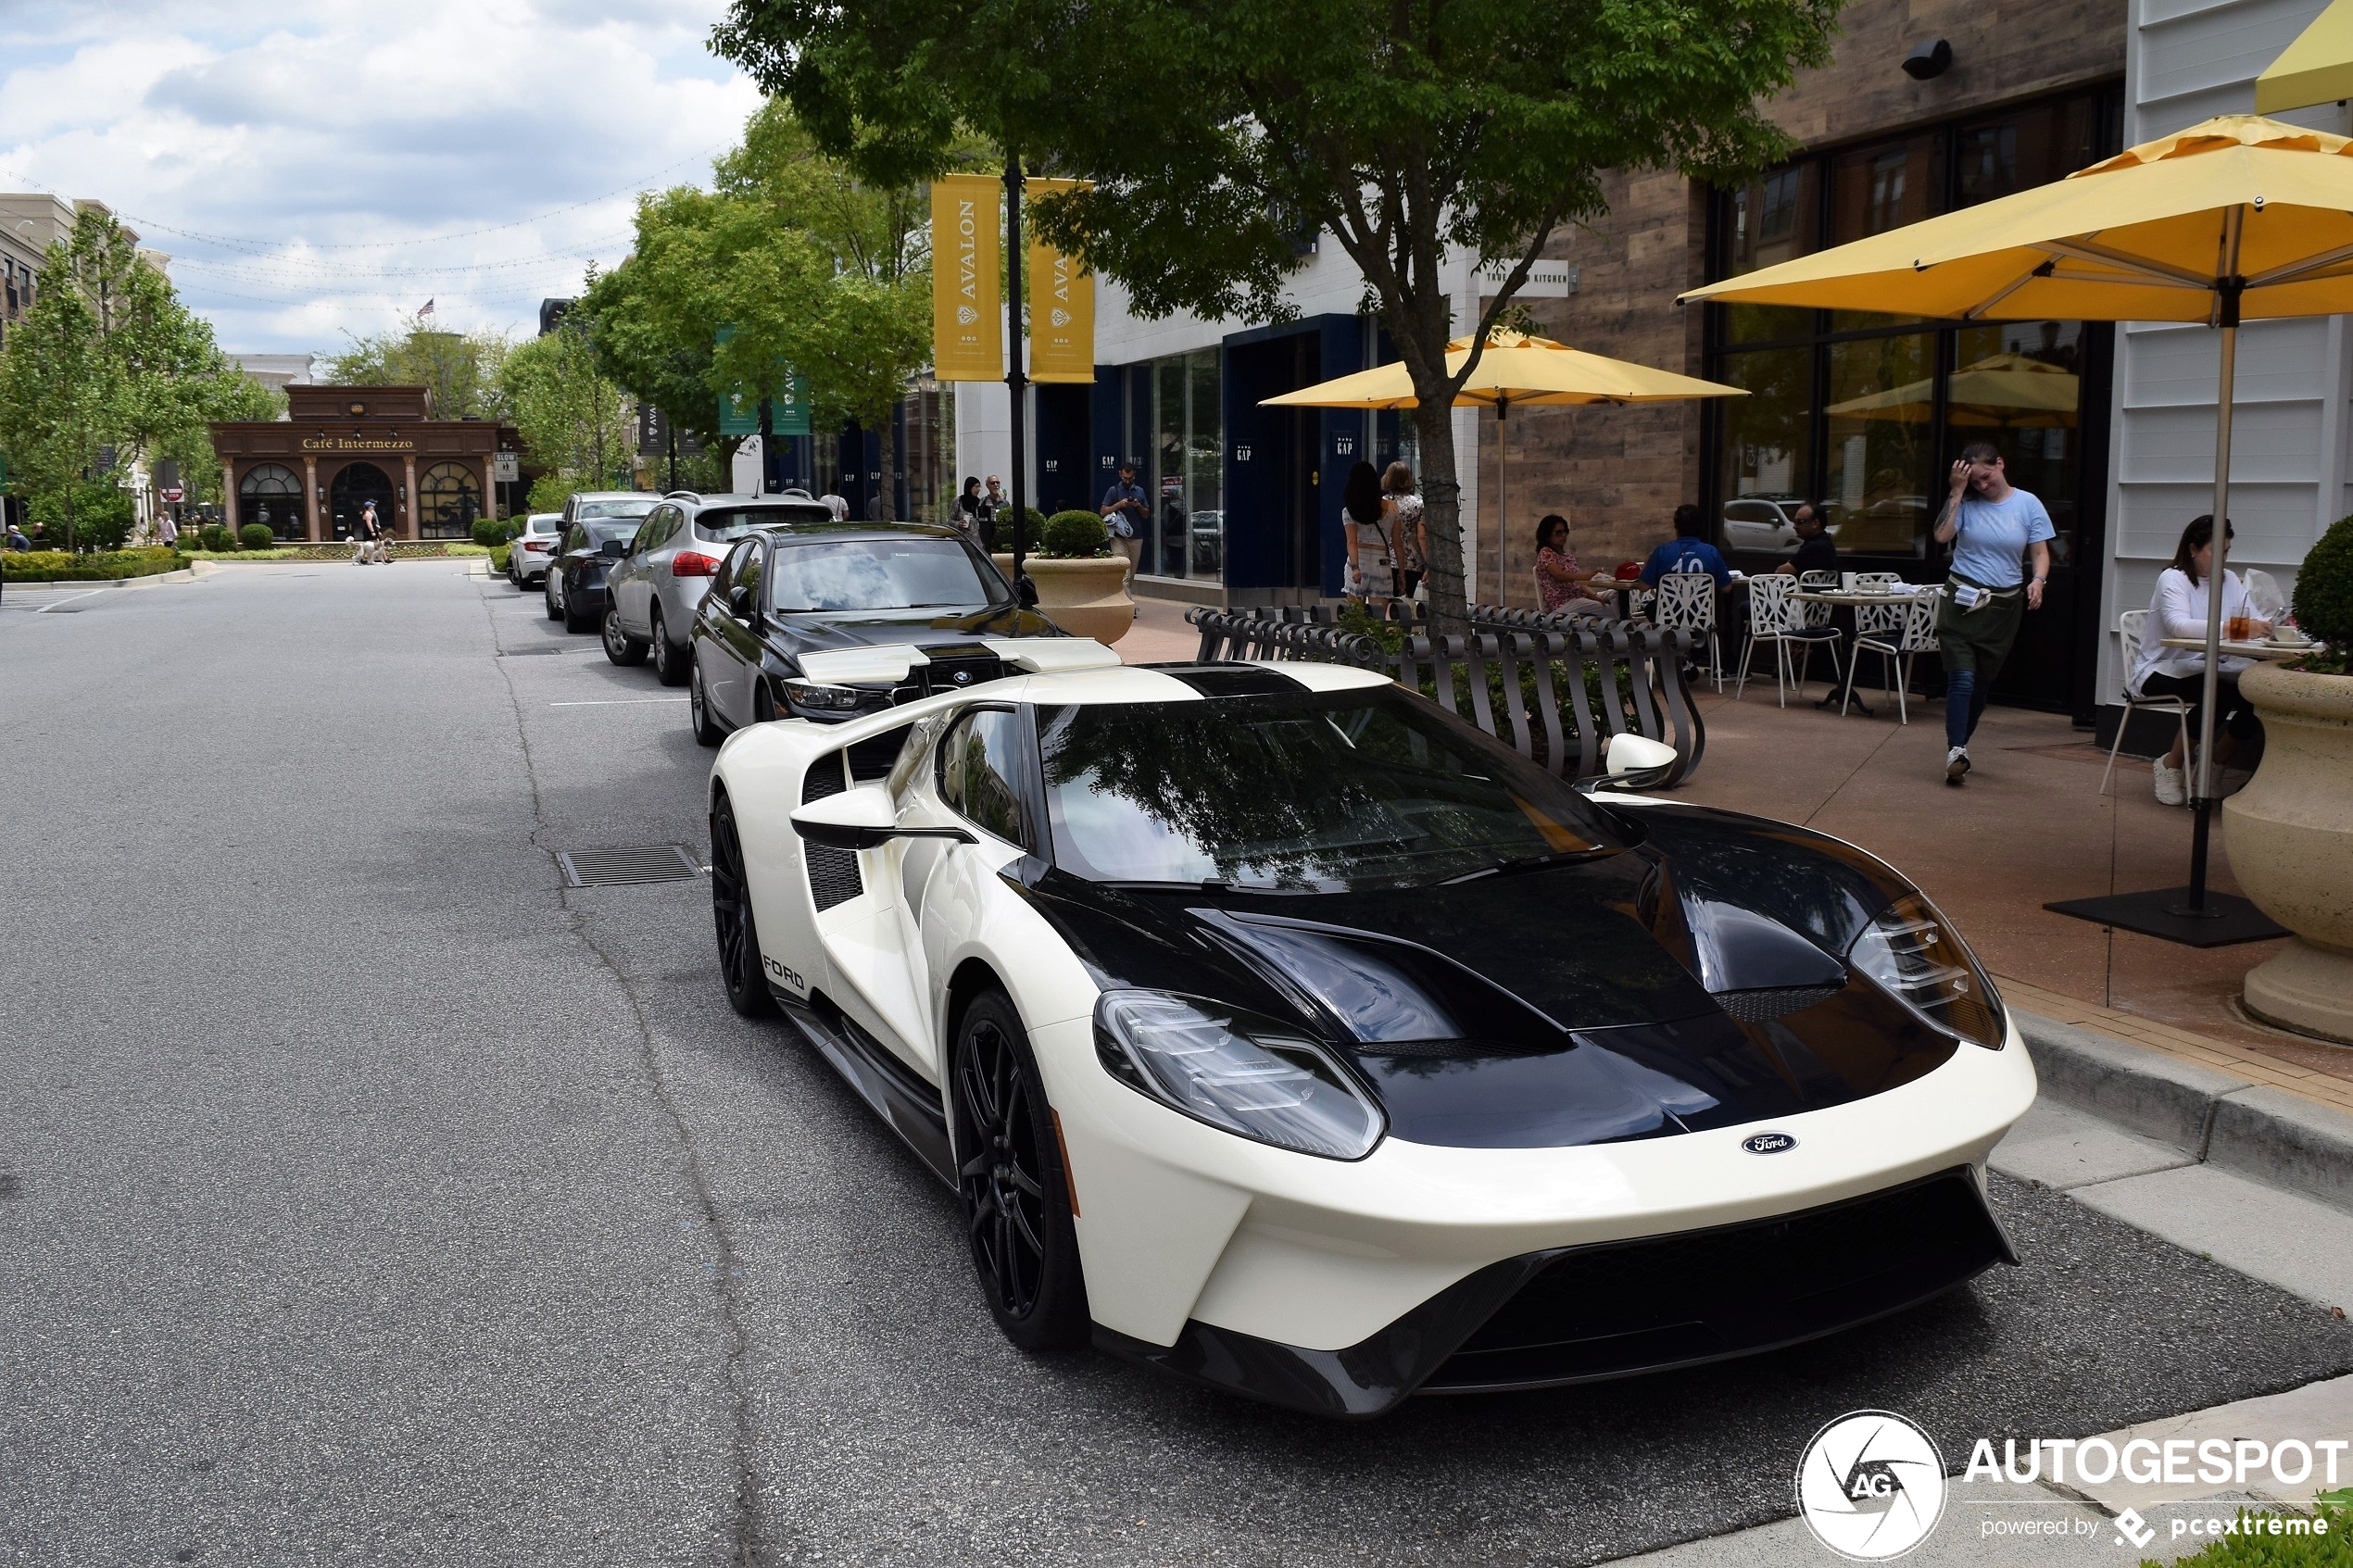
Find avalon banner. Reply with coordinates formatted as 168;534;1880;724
931;175;1002;382
1025;178;1095;383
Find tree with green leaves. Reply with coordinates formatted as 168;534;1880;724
498;320;635;495
715;0;1840;625
0;206;275;548
320;325;511;420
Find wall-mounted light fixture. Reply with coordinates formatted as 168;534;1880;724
1903;38;1953;80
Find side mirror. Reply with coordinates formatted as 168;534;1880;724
600;538;628;559
1015;574;1040;608
727;583;751;616
1578;734;1679;795
790;784;976;851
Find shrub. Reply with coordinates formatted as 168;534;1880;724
490;544;511;574
2293;514;2353;672
0;546;181;582
1038;509;1109;558
197;522;231;553
27;480;136;552
237;522;274;550
471;516;514;548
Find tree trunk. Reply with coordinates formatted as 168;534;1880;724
1413;399;1466;633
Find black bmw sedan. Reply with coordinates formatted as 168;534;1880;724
545;519;638;633
686;522;1063;745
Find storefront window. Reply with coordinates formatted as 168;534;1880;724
1143;347;1223;581
239;462;306;540
1706;84;2119;571
417;462;481;539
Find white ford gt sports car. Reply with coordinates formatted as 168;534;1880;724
706;647;2038;1417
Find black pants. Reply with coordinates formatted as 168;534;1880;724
2137;669;2264;746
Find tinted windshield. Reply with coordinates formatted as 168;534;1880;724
576;498;656;521
1037;688;1621;891
698;505;834;542
767;538;1006;612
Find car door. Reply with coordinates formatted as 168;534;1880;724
614;506;670;636
707;537;766;725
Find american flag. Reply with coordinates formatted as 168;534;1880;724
417;298;436;320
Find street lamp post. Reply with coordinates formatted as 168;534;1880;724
1003;150;1029;585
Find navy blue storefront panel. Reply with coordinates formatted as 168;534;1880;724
1092;369;1127;497
1033;383;1093;515
1220;314;1364;596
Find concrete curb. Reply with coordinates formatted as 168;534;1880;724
2018;1010;2353;1215
4;566;195;591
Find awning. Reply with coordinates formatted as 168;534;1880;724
2257;0;2353;114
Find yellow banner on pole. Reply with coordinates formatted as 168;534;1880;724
1026;179;1095;383
930;175;1001;382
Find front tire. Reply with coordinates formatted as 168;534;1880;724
710;794;774;1019
651;608;687;686
690;653;724;747
602;608;648;665
952;991;1088;1350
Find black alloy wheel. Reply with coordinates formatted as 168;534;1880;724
952;990;1088;1350
709;794;774;1019
602;608;648;666
651;608;687;686
689;655;724;747
544;568;564;621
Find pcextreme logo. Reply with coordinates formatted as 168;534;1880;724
1796;1411;1947;1561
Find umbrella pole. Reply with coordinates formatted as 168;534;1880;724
2179;289;2238;917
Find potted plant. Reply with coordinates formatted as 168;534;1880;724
2225;513;2353;1042
995;509;1134;645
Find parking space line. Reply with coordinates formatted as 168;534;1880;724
548;697;690;707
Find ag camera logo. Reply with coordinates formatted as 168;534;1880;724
1796;1410;1947;1560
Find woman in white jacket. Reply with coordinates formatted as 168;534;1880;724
2130;514;2270;805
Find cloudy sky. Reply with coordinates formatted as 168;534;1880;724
0;0;762;356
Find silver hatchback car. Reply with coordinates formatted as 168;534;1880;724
601;493;835;684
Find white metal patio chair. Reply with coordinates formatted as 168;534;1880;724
1842;590;1940;723
1654;567;1722;689
1735;573;1843;707
2099;608;2196;796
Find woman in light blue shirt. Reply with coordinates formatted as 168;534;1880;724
1931;443;2054;785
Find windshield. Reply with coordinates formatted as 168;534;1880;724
1037;688;1622;891
698;504;834;542
576;498;656;521
767;537;1006;612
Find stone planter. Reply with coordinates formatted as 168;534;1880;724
992;553;1133;645
2224;660;2353;1043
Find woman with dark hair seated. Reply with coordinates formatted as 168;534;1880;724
2129;513;2268;805
1533;514;1607;615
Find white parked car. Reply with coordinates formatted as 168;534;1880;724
704;656;2036;1415
505;513;564;587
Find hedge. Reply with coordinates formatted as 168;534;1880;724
1;546;182;583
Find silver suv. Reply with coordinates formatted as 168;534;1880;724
601;492;835;684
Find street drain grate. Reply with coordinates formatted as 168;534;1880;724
556;845;704;887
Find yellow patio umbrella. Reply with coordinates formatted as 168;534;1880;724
1826;353;2080;428
1681;112;2353;938
1260;328;1743;550
2258;0;2353;113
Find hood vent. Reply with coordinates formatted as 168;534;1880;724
1710;983;1843;1022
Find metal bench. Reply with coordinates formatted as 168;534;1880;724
1184;607;1705;786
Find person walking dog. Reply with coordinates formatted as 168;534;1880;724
1933;444;2052;785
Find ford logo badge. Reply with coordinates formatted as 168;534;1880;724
1742;1132;1797;1155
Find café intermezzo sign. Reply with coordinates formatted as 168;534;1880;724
299;434;416;453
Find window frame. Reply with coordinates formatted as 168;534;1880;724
933;702;1038;852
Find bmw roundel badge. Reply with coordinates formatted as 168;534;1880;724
1742;1132;1798;1155
951;671;973;684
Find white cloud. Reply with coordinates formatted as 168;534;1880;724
0;0;762;352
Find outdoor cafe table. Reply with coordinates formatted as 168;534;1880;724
2158;636;2319;661
1791;585;1937;718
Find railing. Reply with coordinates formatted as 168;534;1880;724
1185;607;1705;786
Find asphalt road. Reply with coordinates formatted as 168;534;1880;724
5;563;2351;1568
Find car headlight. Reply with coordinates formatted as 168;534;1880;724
1844;893;2006;1048
1094;990;1384;1160
781;680;866;712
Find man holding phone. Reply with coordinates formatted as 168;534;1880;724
1932;445;2053;786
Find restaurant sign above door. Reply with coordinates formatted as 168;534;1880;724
300;434;417;453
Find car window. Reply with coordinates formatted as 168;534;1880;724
562;524;586;553
937;708;1030;850
576;498;658;521
696;504;835;541
1035;686;1623;891
635;506;675;554
708;540;747;598
766;537;1007;612
733;540;764;608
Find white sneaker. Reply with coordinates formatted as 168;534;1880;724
2152;759;2187;807
1945;746;1970;785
